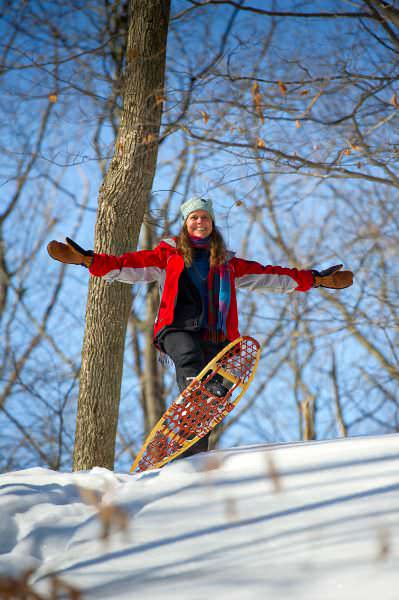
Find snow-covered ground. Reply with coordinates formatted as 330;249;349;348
1;434;399;599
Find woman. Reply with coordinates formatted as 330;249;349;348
47;197;353;455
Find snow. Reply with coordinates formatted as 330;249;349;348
1;434;399;599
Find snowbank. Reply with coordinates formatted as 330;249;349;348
1;434;399;599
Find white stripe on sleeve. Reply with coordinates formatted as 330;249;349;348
103;266;163;285
235;273;297;293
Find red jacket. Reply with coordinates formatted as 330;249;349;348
89;237;314;342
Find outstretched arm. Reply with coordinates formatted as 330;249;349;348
47;237;167;284
232;257;353;293
232;257;314;293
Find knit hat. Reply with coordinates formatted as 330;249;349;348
180;197;215;223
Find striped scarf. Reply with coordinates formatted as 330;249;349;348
207;262;231;341
189;236;231;341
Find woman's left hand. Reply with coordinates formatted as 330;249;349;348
312;264;354;289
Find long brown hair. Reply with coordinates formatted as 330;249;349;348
177;224;227;267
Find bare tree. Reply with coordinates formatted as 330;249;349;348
0;0;135;471
73;0;171;471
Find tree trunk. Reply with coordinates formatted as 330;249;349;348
302;395;316;441
73;0;171;471
331;349;348;437
143;285;165;434
141;219;165;435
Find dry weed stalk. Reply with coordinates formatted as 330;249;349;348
376;527;391;562
199;456;241;521
265;453;283;493
200;455;223;490
0;569;81;600
201;455;223;473
224;497;239;522
78;486;129;543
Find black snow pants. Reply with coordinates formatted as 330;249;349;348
161;330;228;457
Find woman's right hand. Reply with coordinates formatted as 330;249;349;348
47;237;93;268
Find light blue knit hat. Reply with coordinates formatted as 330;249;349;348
180;197;215;223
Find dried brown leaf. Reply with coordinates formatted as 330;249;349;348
155;95;166;106
256;137;266;149
390;92;399;108
251;81;264;123
295;119;301;129
199;110;210;125
277;80;287;96
48;94;58;103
